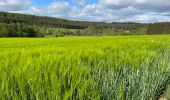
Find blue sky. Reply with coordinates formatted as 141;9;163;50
32;0;98;6
0;0;170;23
32;0;54;6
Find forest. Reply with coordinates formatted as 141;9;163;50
0;12;169;37
147;22;170;34
0;12;147;37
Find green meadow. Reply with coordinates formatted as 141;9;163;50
0;36;170;99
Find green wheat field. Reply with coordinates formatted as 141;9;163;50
0;35;170;99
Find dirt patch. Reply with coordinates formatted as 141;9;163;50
159;97;168;100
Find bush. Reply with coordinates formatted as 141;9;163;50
52;29;74;37
53;30;64;37
0;23;43;37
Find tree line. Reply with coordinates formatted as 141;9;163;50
0;22;147;37
147;22;170;34
0;23;43;37
0;12;154;37
0;12;145;29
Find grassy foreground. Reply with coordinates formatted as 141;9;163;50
0;36;170;99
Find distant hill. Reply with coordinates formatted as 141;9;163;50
0;12;145;29
0;12;170;36
0;12;156;37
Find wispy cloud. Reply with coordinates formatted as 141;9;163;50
0;0;170;23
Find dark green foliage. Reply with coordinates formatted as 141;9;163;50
0;23;16;37
72;25;147;36
0;12;149;37
52;30;65;37
0;12;146;30
147;23;170;34
0;23;43;37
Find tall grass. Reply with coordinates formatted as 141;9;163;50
0;35;170;99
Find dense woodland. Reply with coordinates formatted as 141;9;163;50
147;23;170;34
0;12;170;37
0;12;146;29
0;23;44;37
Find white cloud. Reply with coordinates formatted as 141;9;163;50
99;0;130;9
1;0;170;23
0;0;31;11
72;0;86;7
123;12;170;23
15;1;72;18
98;0;170;12
47;1;70;15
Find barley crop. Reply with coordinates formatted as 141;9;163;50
0;35;170;99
